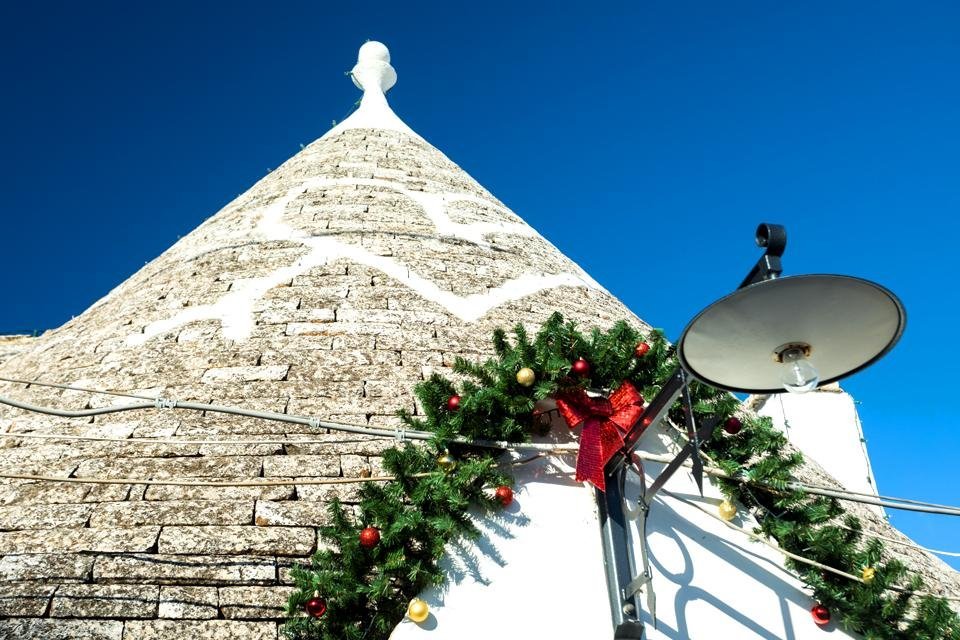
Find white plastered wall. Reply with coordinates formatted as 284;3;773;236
392;417;861;639
755;387;883;517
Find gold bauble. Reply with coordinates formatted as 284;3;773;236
861;566;876;583
718;499;737;521
516;367;536;387
407;598;430;623
436;451;458;473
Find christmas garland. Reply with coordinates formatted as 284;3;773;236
284;313;960;640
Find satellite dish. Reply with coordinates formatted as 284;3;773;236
678;275;906;394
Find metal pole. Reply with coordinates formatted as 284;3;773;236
595;222;789;639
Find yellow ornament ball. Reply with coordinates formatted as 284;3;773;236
861;566;876;583
516;367;536;387
718;499;738;521
407;598;430;623
436;451;458;473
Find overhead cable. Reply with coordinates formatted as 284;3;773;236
664;489;960;603
0;379;572;452
2;377;959;513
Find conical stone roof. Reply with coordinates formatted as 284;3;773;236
0;42;647;638
1;42;958;640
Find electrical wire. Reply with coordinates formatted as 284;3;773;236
833;522;960;559
0;453;545;487
664;489;960;603
0;377;575;453
0;432;392;446
0;473;410;487
0;376;155;400
635;450;960;558
1;377;958;514
631;451;960;517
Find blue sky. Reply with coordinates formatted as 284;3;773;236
1;2;958;568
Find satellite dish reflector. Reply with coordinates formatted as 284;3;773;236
678;275;906;394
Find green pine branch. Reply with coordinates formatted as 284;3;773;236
284;314;960;640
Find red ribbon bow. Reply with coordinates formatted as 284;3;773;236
555;381;644;491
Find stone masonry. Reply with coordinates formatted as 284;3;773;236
1;48;958;640
0;111;650;638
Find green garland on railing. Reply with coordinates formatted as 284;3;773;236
284;313;959;640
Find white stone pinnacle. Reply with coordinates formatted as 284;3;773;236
322;40;417;139
351;41;397;93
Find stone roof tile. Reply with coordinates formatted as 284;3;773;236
0;40;955;638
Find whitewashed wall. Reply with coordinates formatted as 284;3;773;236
755;388;882;516
392;418;862;639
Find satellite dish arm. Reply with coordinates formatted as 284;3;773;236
739;223;787;288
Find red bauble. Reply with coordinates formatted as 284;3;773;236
359;526;381;549
571;358;591;377
446;395;461;411
811;603;830;626
634;342;651;357
494;485;514;507
724;417;743;435
305;597;327;618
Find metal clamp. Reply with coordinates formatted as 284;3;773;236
154;397;178;410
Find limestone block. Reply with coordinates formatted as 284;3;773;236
83;483;134;503
254;501;331;527
330;334;378;351
198;441;284;457
72;441;201;459
0;460;77;477
122;620;277;640
368;456;388;476
158;526;315;556
51;584;159;618
0;619;123;640
94;553;275;585
363;379;415;400
339;454;368;477
0;443;72;465
0;553;93;582
262;455;340;477
76;456;262;479
373;328;446;351
159;585;218;619
296;481;361;503
0;582;56;616
177;416;291;437
219;585;294;620
130;416;181;438
258;307;335;325
0;526;159;554
0;503;92;530
367;414;407;430
284;434;395;456
89;500;253;528
144;479;293;502
287;394;404;417
201;365;290;384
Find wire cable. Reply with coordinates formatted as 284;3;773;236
0;452;545;488
630;451;960;517
833;522;960;559
0;432;391;446
664;489;960;603
1;377;958;513
0;472;411;487
0;379;574;453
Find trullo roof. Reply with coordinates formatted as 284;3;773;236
0;41;957;640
